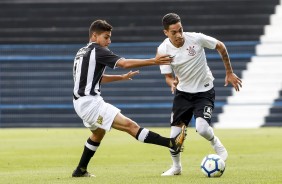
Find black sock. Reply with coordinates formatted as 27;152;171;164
77;138;100;171
136;128;172;149
145;131;172;148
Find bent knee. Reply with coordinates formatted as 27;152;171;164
116;117;141;138
197;127;209;137
195;117;214;140
195;117;209;136
123;118;139;133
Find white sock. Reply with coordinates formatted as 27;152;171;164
195;117;214;141
136;128;149;142
210;136;218;145
169;126;182;168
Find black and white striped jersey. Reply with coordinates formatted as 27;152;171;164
73;42;122;99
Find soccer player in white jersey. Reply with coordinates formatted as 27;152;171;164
157;13;242;176
72;20;186;177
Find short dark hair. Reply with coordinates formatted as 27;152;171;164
89;20;113;38
162;13;181;30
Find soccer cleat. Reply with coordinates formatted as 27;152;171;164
171;125;187;153
211;136;228;161
72;167;96;177
180;127;187;152
161;166;182;176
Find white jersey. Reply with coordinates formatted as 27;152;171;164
158;32;218;93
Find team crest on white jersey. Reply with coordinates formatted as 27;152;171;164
187;46;196;56
203;106;212;119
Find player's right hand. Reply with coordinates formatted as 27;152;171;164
154;54;173;65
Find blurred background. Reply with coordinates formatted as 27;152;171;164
0;0;281;128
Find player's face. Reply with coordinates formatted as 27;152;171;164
94;31;112;47
164;22;184;48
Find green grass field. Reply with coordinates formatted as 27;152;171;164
1;128;282;184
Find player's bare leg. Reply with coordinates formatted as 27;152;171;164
72;112;186;178
112;112;186;152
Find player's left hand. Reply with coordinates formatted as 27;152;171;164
225;72;242;91
171;77;179;94
122;70;139;80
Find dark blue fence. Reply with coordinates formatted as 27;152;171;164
0;41;264;127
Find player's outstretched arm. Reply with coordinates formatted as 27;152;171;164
216;41;242;91
101;70;139;83
116;54;172;69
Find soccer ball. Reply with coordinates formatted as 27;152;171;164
200;154;225;177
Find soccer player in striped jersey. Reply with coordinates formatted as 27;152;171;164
72;19;186;177
157;13;242;176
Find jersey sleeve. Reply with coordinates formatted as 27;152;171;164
197;33;218;49
95;46;122;69
158;43;173;74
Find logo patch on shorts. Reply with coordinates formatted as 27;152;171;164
203;106;213;119
96;115;103;125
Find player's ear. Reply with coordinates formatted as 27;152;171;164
163;30;168;36
92;32;97;38
89;32;95;40
90;32;100;42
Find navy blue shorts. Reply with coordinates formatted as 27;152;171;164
171;88;215;126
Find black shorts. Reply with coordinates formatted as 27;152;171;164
171;88;215;126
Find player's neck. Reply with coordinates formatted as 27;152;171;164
169;39;184;48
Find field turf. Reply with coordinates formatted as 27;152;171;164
0;128;281;184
